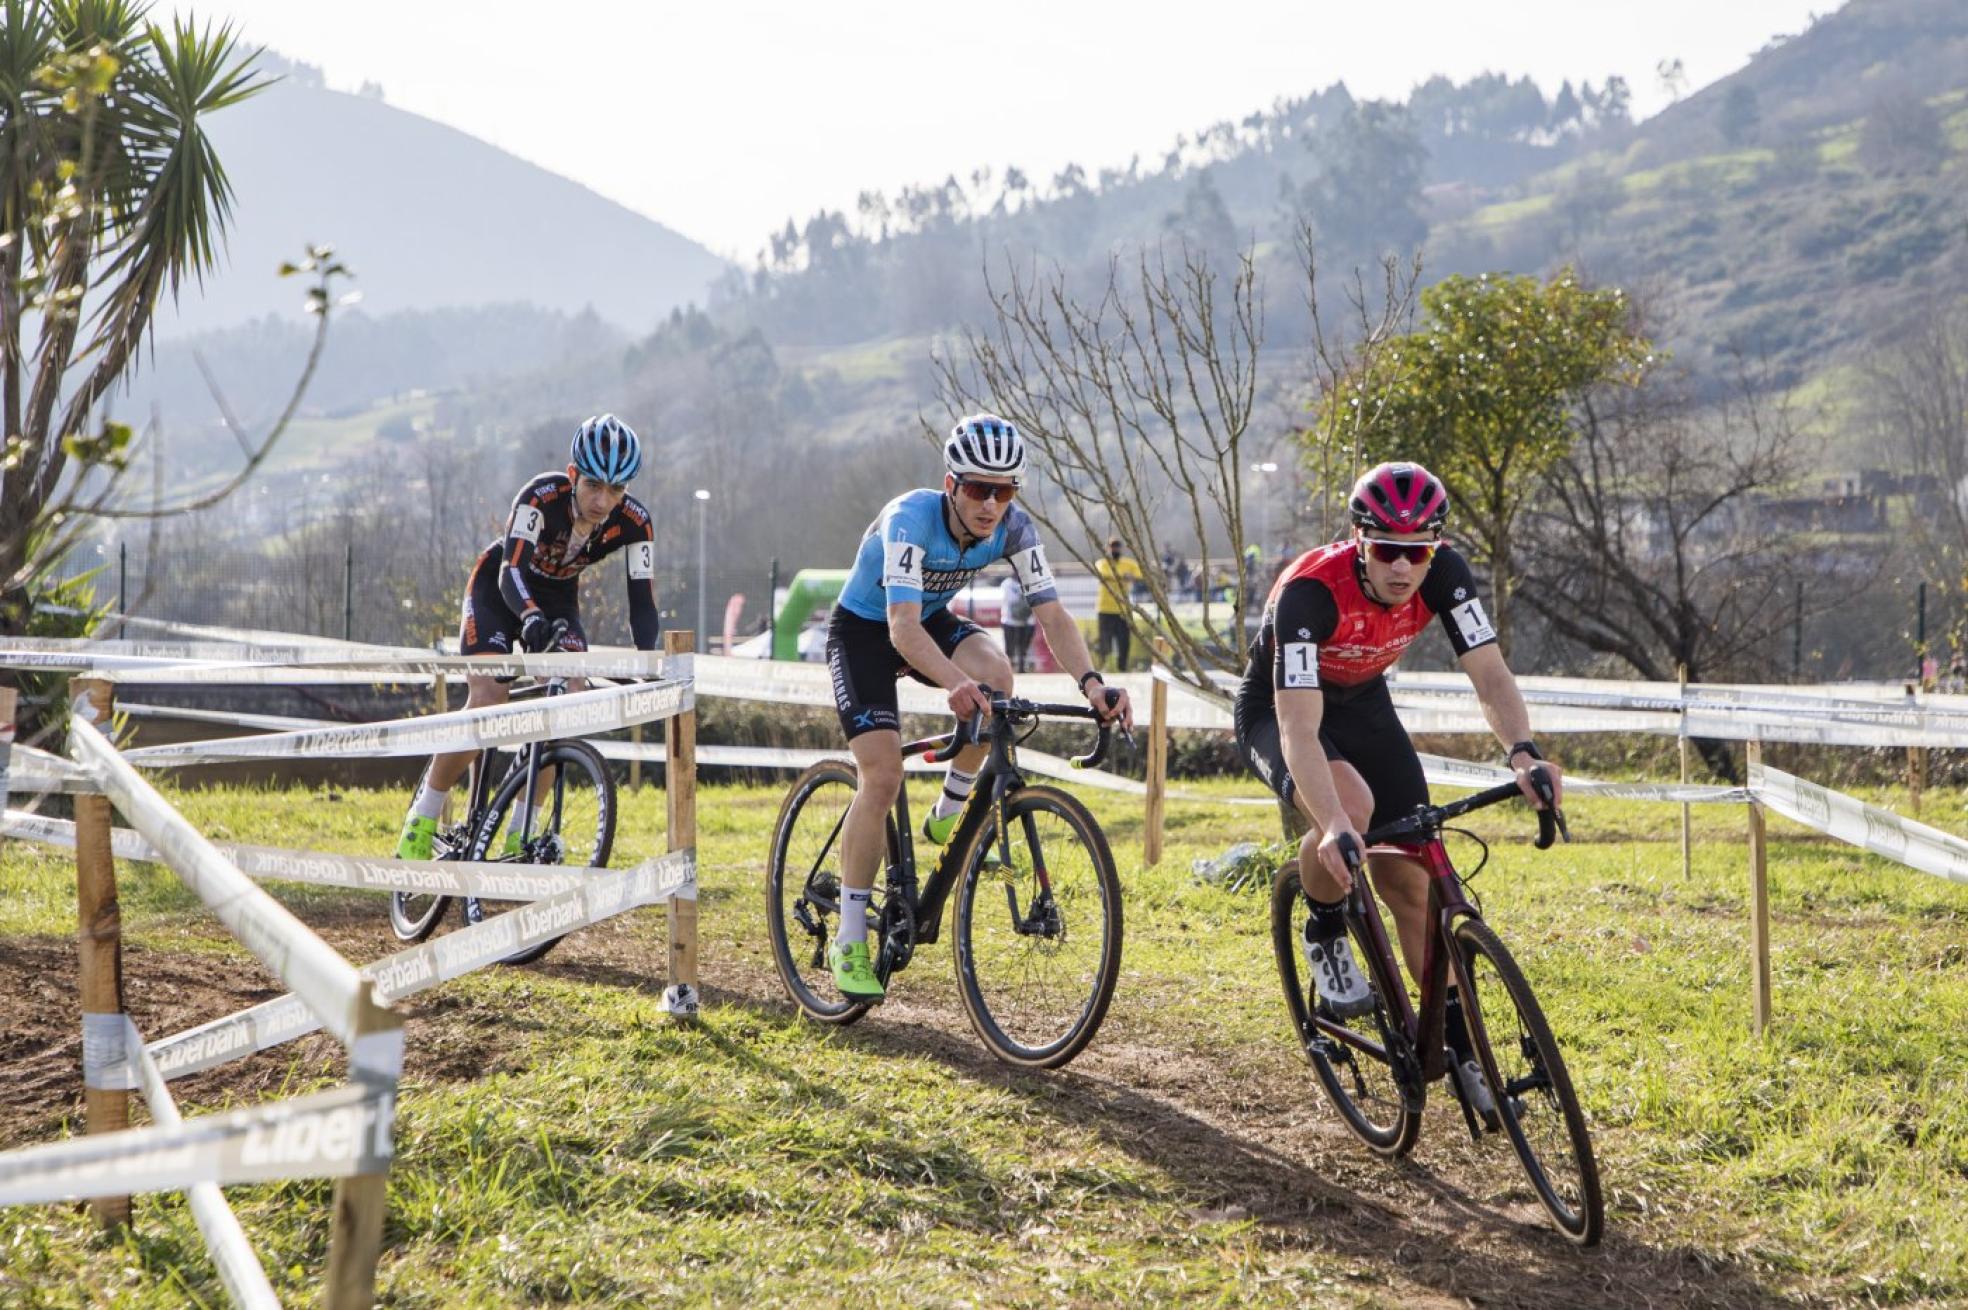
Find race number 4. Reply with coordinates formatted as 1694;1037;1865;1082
1450;599;1496;647
1010;545;1052;591
884;539;923;589
511;504;544;544
1281;642;1319;688
627;541;655;580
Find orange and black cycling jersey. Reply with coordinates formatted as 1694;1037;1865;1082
493;471;661;649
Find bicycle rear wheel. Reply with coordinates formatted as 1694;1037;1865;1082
765;761;895;1025
1271;863;1420;1157
953;785;1122;1068
1452;916;1603;1246
463;741;616;966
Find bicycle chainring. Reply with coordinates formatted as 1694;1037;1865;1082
876;891;917;979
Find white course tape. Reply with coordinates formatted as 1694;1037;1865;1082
34;607;377;650
146;849;697;1082
8;743;98;796
131;1042;283;1310
0;810;592;900
70;715;373;1047
81;1012;142;1092
122;677;690;763
0;1082;392;1205
1752;762;1968;886
92;648;679;684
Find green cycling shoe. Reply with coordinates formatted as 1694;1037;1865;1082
395;815;436;861
828;940;886;1000
921;808;961;846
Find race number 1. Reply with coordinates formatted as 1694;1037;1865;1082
1281;642;1319;688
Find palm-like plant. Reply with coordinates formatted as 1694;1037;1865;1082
0;0;265;630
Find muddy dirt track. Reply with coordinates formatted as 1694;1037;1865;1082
0;901;1804;1310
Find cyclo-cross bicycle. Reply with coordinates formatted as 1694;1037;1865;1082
1270;769;1604;1245
767;691;1127;1068
389;620;616;966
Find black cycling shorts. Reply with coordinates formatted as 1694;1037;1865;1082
826;606;984;739
460;546;587;671
1233;676;1428;829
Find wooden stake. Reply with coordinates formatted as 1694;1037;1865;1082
662;630;699;1019
1678;663;1692;882
70;676;130;1230
1144;638;1169;868
1745;739;1772;1037
433;674;452;824
630;722;643;791
324;983;403;1310
1908;745;1926;817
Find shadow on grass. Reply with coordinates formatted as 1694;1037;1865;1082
538;953;1791;1310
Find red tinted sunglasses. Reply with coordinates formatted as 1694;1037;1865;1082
954;477;1019;504
1359;536;1442;565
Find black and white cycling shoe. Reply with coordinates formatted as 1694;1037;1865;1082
1302;920;1375;1019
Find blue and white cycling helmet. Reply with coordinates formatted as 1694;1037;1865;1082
570;413;642;484
945;413;1026;481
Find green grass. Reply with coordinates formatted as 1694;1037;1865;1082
4;775;1968;1305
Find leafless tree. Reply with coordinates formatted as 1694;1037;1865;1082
933;228;1419;694
1516;346;1860;776
1865;301;1967;634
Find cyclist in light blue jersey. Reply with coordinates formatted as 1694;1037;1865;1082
822;413;1133;999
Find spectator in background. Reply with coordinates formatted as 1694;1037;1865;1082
1000;572;1035;672
1095;535;1144;669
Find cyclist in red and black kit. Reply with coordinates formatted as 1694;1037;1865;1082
1235;461;1562;1117
395;414;660;860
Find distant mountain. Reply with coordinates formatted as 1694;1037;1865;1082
154;57;729;336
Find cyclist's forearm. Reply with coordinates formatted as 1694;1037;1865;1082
498;546;538;616
1462;647;1535;750
1032;601;1096;681
1277;693;1350;833
888;613;966;689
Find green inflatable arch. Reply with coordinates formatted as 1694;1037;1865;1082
772;569;851;660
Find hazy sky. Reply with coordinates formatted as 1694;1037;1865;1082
176;0;1831;260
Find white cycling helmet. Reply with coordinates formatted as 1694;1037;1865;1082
944;413;1026;481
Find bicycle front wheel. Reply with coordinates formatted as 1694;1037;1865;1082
765;761;892;1026
1452;915;1603;1246
1271;862;1420;1157
953;785;1122;1068
464;740;616;967
389;821;458;943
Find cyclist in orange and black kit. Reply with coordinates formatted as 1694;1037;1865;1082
395;414;660;859
1235;461;1562;1119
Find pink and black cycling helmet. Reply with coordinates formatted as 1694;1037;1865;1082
1349;461;1449;535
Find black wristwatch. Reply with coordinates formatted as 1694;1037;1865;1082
1507;740;1543;766
1078;670;1106;693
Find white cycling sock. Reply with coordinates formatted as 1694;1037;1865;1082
837;887;872;946
932;767;977;820
410;782;448;822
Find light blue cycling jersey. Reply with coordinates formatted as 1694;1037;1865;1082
837;488;1060;622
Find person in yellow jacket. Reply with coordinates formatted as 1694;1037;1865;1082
1094;536;1143;669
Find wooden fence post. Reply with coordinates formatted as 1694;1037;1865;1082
1678;663;1692;881
324;982;403;1310
629;722;643;792
1745;739;1772;1037
1908;745;1925;817
70;675;130;1231
1;686;15;811
1144;639;1169;868
661;630;699;1019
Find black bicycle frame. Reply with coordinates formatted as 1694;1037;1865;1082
1308;776;1561;1084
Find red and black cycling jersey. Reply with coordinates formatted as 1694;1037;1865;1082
484;471;661;649
1243;539;1497;708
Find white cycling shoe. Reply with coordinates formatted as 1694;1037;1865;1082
1302;921;1375;1019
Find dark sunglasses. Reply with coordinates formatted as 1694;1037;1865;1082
954;478;1019;504
1359;536;1441;565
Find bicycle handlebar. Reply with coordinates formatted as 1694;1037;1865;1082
1334;765;1569;863
914;688;1131;768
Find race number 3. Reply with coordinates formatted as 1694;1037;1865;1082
884;539;923;589
1281;642;1320;688
627;540;656;579
511;504;544;544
